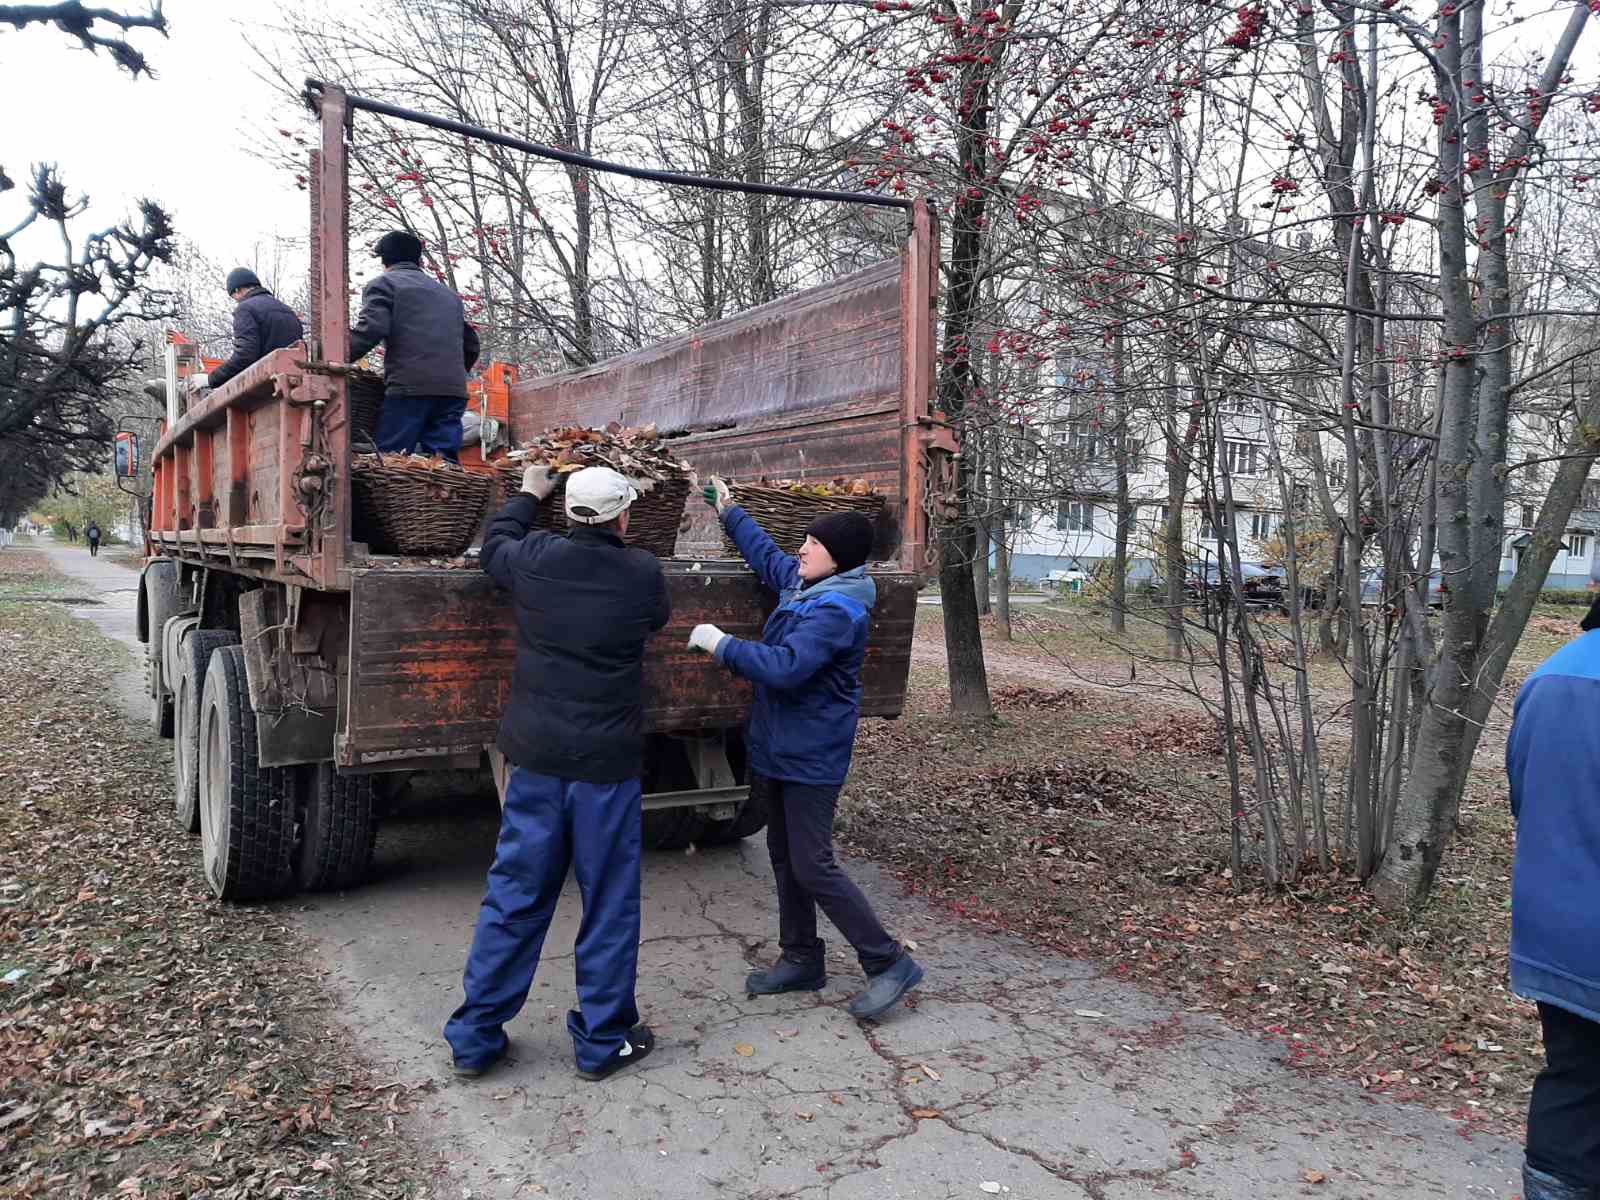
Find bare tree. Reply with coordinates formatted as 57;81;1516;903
0;2;167;75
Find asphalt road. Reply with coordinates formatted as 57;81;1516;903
40;540;1524;1200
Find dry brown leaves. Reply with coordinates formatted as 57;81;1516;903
991;685;1086;712
0;592;440;1198
845;674;1537;1141
507;422;686;482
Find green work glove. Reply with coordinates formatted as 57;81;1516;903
701;476;731;512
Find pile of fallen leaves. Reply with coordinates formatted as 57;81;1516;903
0;590;440;1198
505;421;688;484
845;677;1539;1140
991;685;1085;712
1126;711;1240;758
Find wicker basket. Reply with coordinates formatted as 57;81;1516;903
351;453;491;556
493;464;690;559
722;483;885;556
348;372;385;444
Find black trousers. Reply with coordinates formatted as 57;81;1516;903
1527;1002;1600;1190
759;774;901;976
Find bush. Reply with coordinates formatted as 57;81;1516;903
1538;588;1593;607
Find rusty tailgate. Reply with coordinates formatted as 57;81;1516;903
339;562;917;768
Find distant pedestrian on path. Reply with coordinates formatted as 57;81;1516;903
445;465;669;1082
64;522;76;544
689;478;924;1020
85;521;101;557
1505;597;1600;1200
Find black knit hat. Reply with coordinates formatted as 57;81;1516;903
806;511;874;574
225;267;261;293
374;230;423;266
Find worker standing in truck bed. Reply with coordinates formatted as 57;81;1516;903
349;230;481;460
445;464;670;1082
185;268;304;400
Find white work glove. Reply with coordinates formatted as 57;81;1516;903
521;464;558;501
184;374;210;397
700;476;731;513
688;623;728;656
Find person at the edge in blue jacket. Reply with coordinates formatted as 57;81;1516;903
686;477;924;1019
1505;596;1600;1200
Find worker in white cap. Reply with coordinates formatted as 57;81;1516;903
445;464;670;1082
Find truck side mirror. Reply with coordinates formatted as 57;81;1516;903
114;430;140;478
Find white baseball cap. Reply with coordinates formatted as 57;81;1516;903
564;466;639;525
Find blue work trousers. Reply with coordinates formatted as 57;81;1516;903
374;390;466;459
444;769;643;1073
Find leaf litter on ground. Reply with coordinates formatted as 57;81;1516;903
0;578;442;1199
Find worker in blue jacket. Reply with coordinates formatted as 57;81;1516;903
688;478;923;1020
1505;598;1600;1200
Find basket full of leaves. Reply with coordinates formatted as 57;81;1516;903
723;479;885;557
494;422;692;558
351;453;493;556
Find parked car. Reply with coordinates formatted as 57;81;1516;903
1185;561;1287;611
1359;567;1447;608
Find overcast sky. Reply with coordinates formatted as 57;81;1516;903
1;3;312;281
2;0;1594;297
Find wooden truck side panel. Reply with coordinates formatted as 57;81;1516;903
338;565;918;768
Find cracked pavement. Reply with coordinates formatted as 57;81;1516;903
297;808;1521;1199
41;542;1524;1199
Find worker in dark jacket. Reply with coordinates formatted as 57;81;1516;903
1506;598;1600;1200
190;269;304;396
349;230;481;460
688;478;924;1020
445;465;670;1082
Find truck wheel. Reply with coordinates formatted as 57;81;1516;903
143;561;181;739
642;806;702;852
198;645;295;901
175;630;241;833
293;762;377;892
700;792;769;844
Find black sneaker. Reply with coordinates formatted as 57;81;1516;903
577;1024;655;1082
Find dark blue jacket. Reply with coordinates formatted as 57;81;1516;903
715;506;875;787
207;288;304;389
1506;629;1600;1023
349;262;480;399
481;493;670;783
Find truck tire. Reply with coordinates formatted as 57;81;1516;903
642;806;702;852
198;645;295;901
699;792;769;844
143;561;181;739
293;762;377;892
174;630;240;833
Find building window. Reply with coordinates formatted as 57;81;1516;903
1056;500;1095;532
1250;512;1274;541
1145;504;1170;527
1583;481;1600;510
1522;504;1537;528
1570;534;1591;562
1200;509;1232;542
1223;439;1261;476
1066;423;1104;461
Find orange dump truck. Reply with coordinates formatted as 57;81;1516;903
121;82;953;900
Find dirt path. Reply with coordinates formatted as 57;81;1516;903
30;548;1527;1199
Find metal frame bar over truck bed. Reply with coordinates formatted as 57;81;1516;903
132;82;953;900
